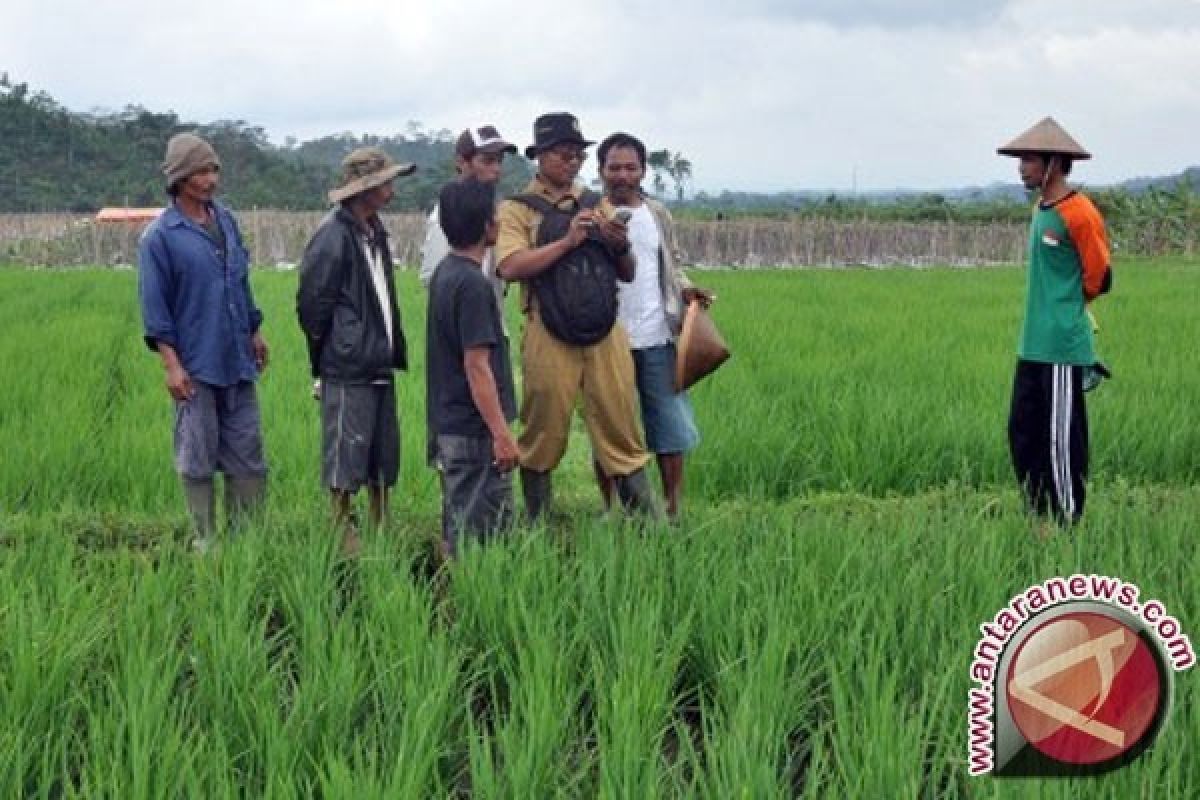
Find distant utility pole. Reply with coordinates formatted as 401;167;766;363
851;165;858;197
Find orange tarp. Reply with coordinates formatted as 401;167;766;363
95;208;163;223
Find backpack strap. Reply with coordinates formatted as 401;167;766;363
513;193;558;216
514;190;602;215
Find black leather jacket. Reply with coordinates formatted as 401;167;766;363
296;207;407;382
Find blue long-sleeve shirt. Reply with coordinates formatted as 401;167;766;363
138;201;263;387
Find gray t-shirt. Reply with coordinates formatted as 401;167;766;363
426;253;516;438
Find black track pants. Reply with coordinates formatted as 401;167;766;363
1008;360;1089;523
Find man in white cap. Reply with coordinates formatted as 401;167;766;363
997;117;1112;527
138;132;270;552
297;147;416;554
419;124;517;310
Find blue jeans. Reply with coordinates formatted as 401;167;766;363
633;344;699;455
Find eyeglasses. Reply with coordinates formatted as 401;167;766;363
549;146;587;163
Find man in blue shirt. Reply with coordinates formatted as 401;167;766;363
138;132;269;551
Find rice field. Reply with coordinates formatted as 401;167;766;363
1;258;1197;798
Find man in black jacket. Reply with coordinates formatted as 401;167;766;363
297;147;415;555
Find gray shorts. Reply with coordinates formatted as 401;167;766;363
321;381;399;491
174;381;267;480
433;434;514;554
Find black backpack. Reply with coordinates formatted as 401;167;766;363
514;190;620;346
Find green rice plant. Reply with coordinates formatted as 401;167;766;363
573;527;690;799
183;531;289;794
266;523;369;790
354;536;463;796
0;534;109;797
73;550;198;798
452;533;589;797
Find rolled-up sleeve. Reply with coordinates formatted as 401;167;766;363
137;227;176;352
494;199;534;269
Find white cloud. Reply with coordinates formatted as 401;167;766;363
3;0;1198;191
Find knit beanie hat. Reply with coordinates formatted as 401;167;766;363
162;133;221;189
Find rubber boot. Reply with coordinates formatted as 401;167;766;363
225;474;267;535
183;476;217;553
615;468;664;520
520;468;554;523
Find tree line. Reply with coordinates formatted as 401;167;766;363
3;72;1198;249
0;76;532;213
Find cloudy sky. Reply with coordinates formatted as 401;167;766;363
5;0;1199;192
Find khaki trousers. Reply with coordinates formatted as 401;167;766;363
518;310;649;477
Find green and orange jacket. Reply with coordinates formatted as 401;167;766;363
1018;191;1110;365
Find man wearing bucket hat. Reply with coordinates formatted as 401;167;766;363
419;125;517;314
297;147;415;554
997;117;1113;526
592;131;715;520
495;112;660;520
138;132;270;552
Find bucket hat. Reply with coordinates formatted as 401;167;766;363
328;147;416;203
524;112;594;159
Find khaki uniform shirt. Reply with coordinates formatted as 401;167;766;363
496;177;692;328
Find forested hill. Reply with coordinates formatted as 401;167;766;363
2;76;1197;216
0;77;533;212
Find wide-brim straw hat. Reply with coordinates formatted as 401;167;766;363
675;299;731;392
997;117;1091;159
328;146;417;203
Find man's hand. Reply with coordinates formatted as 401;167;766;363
252;331;269;372
166;363;195;402
492;429;520;473
566;209;598;248
593;213;630;254
683;286;716;309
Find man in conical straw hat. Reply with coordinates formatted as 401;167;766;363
997;117;1112;528
297;147;416;555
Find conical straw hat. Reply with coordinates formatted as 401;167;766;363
997;117;1091;159
675;299;731;392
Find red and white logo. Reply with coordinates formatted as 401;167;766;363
968;577;1191;778
1006;612;1163;766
